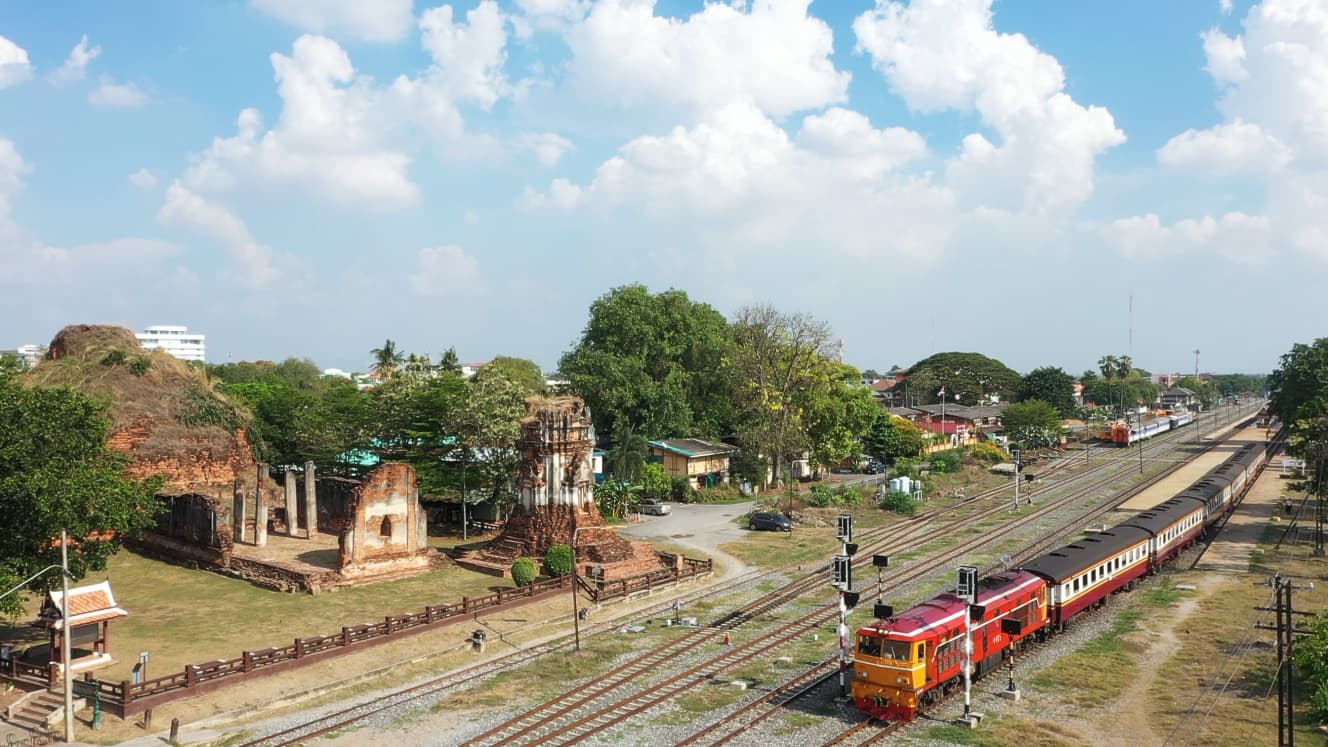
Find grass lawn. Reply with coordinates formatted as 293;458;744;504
3;548;528;683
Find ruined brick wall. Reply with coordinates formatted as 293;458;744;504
112;421;261;496
338;462;428;571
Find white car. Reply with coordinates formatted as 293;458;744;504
637;499;671;516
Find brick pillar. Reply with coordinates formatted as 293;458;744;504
255;464;269;547
284;469;298;536
304;461;317;539
233;480;247;544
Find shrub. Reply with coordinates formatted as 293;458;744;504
879;490;919;516
545;544;574;577
838;486;863;506
808;483;836;507
100;349;127;366
893;457;920;478
930;449;963;474
670;476;695;502
511;557;538;587
129;357;152;377
968;441;1007;464
641;462;671;501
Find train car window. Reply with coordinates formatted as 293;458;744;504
858;635;882;657
917;643;926;661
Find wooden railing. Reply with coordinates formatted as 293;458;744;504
2;553;711;718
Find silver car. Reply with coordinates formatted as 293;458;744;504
637;498;671;516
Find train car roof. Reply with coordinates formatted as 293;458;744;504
859;571;1045;639
1018;526;1151;584
1118;497;1204;535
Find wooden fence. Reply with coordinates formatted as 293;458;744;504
3;553;712;717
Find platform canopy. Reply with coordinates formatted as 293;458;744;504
34;580;128;631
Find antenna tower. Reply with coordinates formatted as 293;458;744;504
1193;348;1200;379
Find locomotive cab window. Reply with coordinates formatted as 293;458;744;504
880;639;913;661
858;635;882;658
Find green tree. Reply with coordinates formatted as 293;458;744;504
1097;355;1119;380
1016;366;1077;417
296;378;374;476
0;377;164;617
559;284;733;440
807;364;880;473
727;304;840;486
1269;339;1328;422
1174;376;1219;409
594;479;638;519
370;339;405;381
903;352;1022;405
455;368;527;517
511;557;538;586
1210;373;1265;397
640;462;671;501
1003;399;1065;448
438;347;461;375
476;355;544;397
862;411;927;464
607;422;650;483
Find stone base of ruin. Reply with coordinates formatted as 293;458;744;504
455;504;664;580
131;529;452;594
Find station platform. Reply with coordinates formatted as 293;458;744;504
1113;424;1268;513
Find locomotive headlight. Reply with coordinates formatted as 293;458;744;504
897;677;909;684
857;670;868;678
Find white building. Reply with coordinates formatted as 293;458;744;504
136;325;206;362
0;344;45;368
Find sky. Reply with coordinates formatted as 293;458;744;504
0;0;1320;377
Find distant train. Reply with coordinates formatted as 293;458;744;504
1104;409;1195;447
851;440;1267;722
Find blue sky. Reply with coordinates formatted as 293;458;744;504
0;0;1320;376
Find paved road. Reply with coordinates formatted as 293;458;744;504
616;501;758;578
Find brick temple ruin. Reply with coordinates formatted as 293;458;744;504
457;396;665;580
138;462;446;593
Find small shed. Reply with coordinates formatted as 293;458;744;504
1160;386;1197;410
33;580;127;681
648;438;739;489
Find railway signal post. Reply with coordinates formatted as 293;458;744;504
833;514;857;698
957;565;983;728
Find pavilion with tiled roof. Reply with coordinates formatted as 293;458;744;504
33;580;127;682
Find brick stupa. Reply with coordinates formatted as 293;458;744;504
458;396;663;579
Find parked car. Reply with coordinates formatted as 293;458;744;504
749;511;793;532
636;498;671;516
863;460;887;474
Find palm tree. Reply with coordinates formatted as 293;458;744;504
608;423;650;484
1115;355;1133;380
1098;355;1119;380
370;339;405;380
404;352;433;379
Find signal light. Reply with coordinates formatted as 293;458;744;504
832;555;852;589
1001;618;1023;636
874;603;894;619
969;604;986;621
845;542;859;557
872;555;890;568
843;591;860;610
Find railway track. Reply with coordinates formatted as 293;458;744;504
236;408;1261;746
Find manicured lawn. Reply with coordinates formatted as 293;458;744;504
4;549;523;683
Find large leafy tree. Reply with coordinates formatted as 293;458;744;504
295;378;374;475
607;422;650;483
1002;399;1065;448
862;411;927;464
903;352;1021;405
560;284;733;440
1269;338;1328;422
476;356;545;397
727;304;841;485
1174;376;1219;409
1082;375;1157;416
0;373;163;617
454;368;528;516
1210;373;1265;397
1017;366;1077;417
807;363;881;471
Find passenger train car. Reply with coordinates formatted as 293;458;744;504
1111;409;1194;447
852;439;1267;721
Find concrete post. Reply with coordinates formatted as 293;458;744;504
284;469;298;536
255;464;269;547
233;480;247;544
304;461;317;539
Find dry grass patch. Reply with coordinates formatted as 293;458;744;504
919;716;1081;746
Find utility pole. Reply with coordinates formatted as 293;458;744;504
1012;449;1022;510
833;515;858;698
1256;574;1316;747
61;528;74;743
1194;348;1200;379
957;565;982;728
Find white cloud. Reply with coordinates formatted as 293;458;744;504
518;132;573;167
1158;119;1291;174
1106;212;1271;263
0;138;32;225
128;168;158;190
854;0;1124;214
250;0;414;43
158;182;282;287
0;34;33;89
410;244;482;297
418;1;510;109
51;35;101;85
1221;0;1234;13
563;0;849;120
1202;28;1247;85
513;0;590;36
527;102;950;262
89;77;148;107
